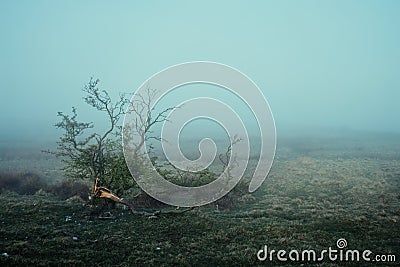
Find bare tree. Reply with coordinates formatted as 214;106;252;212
124;87;174;158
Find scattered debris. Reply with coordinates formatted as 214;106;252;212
98;212;115;220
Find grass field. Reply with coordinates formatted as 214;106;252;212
0;135;399;266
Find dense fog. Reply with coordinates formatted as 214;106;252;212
1;1;399;148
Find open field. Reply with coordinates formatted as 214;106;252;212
0;134;399;266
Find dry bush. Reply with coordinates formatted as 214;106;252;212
0;172;45;195
47;179;90;200
131;191;166;208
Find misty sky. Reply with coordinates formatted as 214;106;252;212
1;0;399;143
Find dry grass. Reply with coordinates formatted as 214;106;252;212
0;136;399;266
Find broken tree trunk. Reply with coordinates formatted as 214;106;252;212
93;178;138;213
93;178;193;216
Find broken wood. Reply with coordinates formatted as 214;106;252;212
93;178;194;216
93;178;137;213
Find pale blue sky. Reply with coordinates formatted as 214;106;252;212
1;0;399;141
